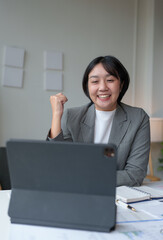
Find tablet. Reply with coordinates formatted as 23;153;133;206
7;139;117;232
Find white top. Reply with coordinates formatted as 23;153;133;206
94;109;116;144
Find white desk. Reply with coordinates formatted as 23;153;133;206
0;190;10;240
1;183;163;240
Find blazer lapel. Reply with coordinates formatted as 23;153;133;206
109;104;130;147
80;104;95;143
79;103;130;146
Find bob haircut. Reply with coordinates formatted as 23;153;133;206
82;56;130;104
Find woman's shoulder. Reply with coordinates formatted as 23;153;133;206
64;102;94;120
119;102;149;119
68;102;92;111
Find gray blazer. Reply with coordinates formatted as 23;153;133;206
48;102;150;187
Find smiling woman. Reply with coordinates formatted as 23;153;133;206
47;56;150;187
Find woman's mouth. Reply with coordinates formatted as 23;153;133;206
98;94;111;100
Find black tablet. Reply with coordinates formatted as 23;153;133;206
7;139;117;232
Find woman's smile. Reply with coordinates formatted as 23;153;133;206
97;94;111;100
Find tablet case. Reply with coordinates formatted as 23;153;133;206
7;140;117;232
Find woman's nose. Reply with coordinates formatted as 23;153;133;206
99;80;108;90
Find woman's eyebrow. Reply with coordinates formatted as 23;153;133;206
89;73;111;79
88;75;99;79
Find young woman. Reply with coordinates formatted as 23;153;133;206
47;56;150;186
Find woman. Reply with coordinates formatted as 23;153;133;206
47;56;150;186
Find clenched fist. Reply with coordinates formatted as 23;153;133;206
50;93;68;139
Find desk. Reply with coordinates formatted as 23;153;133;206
1;182;163;240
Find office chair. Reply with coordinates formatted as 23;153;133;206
0;147;11;190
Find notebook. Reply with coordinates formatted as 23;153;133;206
116;185;163;203
6;139;117;232
134;185;163;199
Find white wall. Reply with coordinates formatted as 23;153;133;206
134;0;163;118
152;0;163;117
0;0;137;146
0;0;163;147
134;0;155;114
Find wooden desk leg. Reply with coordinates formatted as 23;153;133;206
146;150;160;181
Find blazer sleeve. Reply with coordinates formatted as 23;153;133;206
116;112;150;187
46;108;73;142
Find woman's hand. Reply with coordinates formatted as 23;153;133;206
50;93;68;118
50;93;68;138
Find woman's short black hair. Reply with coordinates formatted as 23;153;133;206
82;56;130;104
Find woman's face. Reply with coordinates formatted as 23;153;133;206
88;63;122;111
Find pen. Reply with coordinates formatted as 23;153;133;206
116;199;137;212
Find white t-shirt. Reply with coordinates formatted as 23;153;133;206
94;109;116;144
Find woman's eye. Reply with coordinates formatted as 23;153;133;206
107;79;114;82
91;80;98;84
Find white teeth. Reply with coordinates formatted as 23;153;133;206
98;95;110;98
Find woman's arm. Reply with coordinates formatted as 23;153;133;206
49;93;68;139
116;113;150;186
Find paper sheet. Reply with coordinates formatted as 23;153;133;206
2;67;24;88
44;71;62;91
134;185;163;198
44;51;63;70
131;200;163;219
4;46;25;68
116;205;159;223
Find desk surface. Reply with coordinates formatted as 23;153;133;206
1;182;163;240
0;190;10;240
